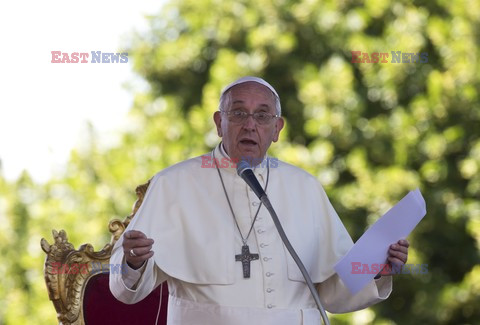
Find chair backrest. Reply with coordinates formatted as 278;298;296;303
41;180;168;324
83;273;168;324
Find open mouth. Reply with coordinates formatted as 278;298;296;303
239;139;258;146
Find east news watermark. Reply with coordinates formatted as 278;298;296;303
51;262;129;275
351;51;428;63
201;156;279;169
351;262;429;275
51;51;128;63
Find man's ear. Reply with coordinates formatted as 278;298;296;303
213;111;223;137
272;117;284;142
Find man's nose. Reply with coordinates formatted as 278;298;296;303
242;114;256;130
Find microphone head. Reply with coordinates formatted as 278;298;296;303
236;159;252;177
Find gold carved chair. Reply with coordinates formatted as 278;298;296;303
41;180;168;325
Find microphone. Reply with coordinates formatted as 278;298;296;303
237;160;267;201
236;160;268;202
236;158;330;325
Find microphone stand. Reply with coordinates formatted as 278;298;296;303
259;194;330;325
237;161;329;324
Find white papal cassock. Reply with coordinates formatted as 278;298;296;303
110;143;392;325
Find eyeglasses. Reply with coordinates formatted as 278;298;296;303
221;110;279;125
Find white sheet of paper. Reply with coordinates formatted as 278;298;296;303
334;188;426;295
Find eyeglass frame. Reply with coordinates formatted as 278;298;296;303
220;110;280;125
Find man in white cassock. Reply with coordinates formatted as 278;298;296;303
109;76;410;325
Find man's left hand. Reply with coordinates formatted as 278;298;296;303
382;239;409;276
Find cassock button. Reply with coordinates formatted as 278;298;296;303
267;304;275;309
266;288;274;293
260;243;269;248
263;257;271;262
266;272;274;277
252;202;260;206
257;229;265;234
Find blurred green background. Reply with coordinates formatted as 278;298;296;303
1;0;479;324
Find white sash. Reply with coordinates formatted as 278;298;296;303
167;295;321;325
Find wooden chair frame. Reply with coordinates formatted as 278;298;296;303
41;180;151;324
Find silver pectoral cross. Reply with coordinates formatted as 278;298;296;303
235;244;259;278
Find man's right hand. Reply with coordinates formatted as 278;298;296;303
122;230;154;270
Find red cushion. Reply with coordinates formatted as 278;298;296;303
83;273;168;325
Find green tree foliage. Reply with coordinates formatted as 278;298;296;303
1;0;479;323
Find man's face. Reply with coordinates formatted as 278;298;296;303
213;82;284;162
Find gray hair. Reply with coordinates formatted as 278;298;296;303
219;88;282;116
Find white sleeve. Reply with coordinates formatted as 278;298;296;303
317;273;392;313
109;244;168;304
121;257;147;289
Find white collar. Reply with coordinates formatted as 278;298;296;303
212;142;269;179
